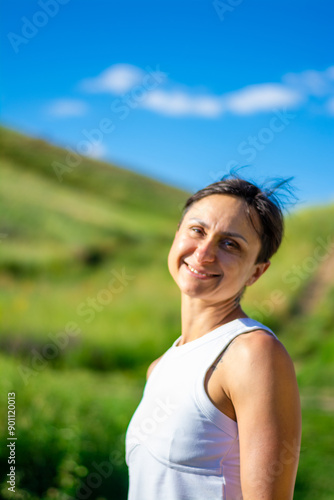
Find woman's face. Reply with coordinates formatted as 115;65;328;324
168;194;270;303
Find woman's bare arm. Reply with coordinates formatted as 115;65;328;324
225;332;301;500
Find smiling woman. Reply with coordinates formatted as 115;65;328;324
125;176;301;500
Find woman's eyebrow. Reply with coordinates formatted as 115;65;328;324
222;231;249;245
188;218;249;244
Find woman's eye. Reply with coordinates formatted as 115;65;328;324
191;227;203;234
221;239;237;249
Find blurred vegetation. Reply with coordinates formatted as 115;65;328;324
0;126;333;499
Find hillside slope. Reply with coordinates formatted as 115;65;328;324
0;126;333;499
0;125;333;369
0;126;187;274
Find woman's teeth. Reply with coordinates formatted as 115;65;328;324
186;263;218;277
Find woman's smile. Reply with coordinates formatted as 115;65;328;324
183;260;221;279
167;194;268;302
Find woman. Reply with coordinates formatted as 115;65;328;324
126;177;301;500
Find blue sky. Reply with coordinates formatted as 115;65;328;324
2;0;334;207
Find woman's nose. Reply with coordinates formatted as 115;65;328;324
195;240;216;263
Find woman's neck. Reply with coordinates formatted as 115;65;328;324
179;291;247;346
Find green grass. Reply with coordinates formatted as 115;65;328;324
294;407;334;500
0;355;143;500
0;126;333;499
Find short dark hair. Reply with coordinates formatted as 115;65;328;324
181;176;290;264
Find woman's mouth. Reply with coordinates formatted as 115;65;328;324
184;261;220;278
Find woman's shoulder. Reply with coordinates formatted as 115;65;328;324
228;328;290;365
146;355;164;380
221;328;296;392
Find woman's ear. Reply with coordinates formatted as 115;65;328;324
245;261;271;287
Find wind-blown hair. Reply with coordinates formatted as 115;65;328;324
180;176;294;264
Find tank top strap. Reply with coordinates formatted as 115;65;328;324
208;317;277;356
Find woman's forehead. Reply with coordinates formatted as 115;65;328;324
184;194;262;237
186;194;248;218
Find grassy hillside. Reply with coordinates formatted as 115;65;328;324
0;126;333;499
0;127;186;371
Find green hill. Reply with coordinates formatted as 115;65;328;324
0;126;333;499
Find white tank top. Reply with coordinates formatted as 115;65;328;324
125;318;276;500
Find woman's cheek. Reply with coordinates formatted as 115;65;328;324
168;236;184;277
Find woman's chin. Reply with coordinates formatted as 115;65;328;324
177;280;205;297
177;278;217;299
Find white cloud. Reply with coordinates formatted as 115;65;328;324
142;84;301;117
77;62;334;119
326;96;334;115
283;66;334;96
47;99;88;117
80;64;144;94
143;90;223;117
224;84;302;115
326;66;334;80
85;142;108;159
